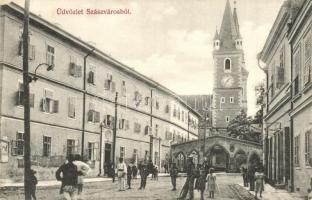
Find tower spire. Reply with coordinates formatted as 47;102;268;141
218;0;239;50
233;0;241;38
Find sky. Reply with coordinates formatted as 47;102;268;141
7;0;284;116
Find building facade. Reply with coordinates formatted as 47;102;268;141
0;3;199;180
258;1;293;190
212;0;248;131
259;0;311;195
288;0;312;194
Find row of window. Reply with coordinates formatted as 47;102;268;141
220;96;235;104
11;132;98;161
17;41;191;117
294;129;312;167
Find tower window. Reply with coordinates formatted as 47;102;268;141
226;116;230;122
224;58;231;72
230;97;234;103
220;97;225;103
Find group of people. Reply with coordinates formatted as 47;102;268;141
116;158;160;191
241;165;265;199
177;157;217;200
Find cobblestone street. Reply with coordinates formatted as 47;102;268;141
1;174;247;200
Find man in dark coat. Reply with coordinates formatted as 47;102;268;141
56;154;78;199
132;165;138;179
170;162;178;191
127;164;133;189
138;164;149;190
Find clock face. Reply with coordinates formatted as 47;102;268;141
221;75;234;88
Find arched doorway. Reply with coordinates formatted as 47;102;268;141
234;150;247;172
188;150;199;166
248;152;261;169
176;152;186;172
206;145;229;171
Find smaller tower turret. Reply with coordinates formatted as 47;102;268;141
213;29;220;50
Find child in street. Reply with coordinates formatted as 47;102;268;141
30;169;38;200
207;168;217;199
197;169;207;200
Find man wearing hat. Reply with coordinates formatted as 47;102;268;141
170;162;178;191
138;163;149;190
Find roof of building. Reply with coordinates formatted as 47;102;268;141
213;29;220;40
1;2;201;118
218;0;241;50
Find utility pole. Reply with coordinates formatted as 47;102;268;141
149;89;153;163
98;123;103;176
112;92;118;182
22;0;31;199
81;47;95;158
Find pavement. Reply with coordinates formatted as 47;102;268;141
239;183;306;200
0;173;172;188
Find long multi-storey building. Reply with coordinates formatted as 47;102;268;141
0;2;199;179
259;0;311;196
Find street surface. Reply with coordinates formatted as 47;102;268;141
0;174;254;200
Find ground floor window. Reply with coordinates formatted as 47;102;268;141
43;136;51;157
67;139;76;156
12;132;24;156
305;129;312;166
88;142;98;161
294;135;300;167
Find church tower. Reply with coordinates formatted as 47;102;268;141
212;0;248;130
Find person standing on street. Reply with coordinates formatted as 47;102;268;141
197;170;207;200
132;164;138;179
30;169;38;200
169;162;178;191
164;163;169;173
56;154;78;200
241;166;248;187
248;166;255;191
254;166;265;199
207;168;217;199
117;157;127;191
127;163;133;189
138;164;149;190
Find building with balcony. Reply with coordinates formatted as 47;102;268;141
0;2;200;180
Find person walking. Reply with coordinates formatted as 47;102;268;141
132;164;138;179
169;162;178;191
127;163;133;189
30;169;38;200
164;163;169;173
248;166;255;191
207;168;217;199
241;166;248;187
56;154;78;200
117;157;127;191
197;170;207;200
138;164;149;190
254;167;265;199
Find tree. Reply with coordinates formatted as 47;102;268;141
227;110;261;142
254;82;266;124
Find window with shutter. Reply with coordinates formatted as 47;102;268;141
94;111;100;123
125;120;130;130
87;110;94;122
276;67;284;89
18;40;36;60
121;81;126;96
293;48;301;95
111;82;116;93
104;79;110;90
88;71;95;84
69;62;76;76
304;34;312;85
68;97;75;118
11;132;24;156
43;136;51;157
53;100;59;113
46;45;55;67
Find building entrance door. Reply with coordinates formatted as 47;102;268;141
104;143;112;176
